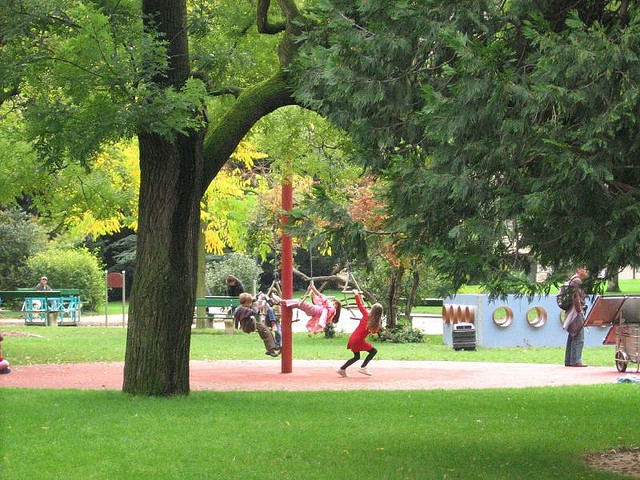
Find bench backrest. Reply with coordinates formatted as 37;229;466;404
195;296;239;308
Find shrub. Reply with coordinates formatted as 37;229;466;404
323;321;336;338
26;247;104;310
377;324;424;344
206;253;263;295
0;208;46;290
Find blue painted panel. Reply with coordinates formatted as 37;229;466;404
442;294;610;348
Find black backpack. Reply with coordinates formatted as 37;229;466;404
556;276;577;311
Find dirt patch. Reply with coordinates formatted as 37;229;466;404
0;329;44;338
584;447;640;479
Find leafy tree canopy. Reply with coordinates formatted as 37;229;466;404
293;0;640;296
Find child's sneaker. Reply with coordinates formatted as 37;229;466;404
336;368;348;378
358;367;372;376
0;368;11;374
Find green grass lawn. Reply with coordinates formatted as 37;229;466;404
2;284;640;479
2;385;638;479
1;327;635;479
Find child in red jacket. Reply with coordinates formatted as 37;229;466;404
337;291;383;377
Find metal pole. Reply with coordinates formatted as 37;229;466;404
105;269;109;327
281;182;293;374
121;271;126;328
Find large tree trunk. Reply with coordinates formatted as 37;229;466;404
123;132;203;396
123;0;201;396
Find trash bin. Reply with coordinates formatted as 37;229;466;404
452;322;476;351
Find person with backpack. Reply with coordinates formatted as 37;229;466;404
562;267;588;367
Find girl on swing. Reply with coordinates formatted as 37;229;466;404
270;282;341;334
337;290;383;377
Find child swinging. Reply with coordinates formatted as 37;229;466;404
270;282;341;334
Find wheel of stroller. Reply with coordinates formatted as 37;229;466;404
615;351;628;373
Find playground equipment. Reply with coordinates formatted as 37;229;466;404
442;293;610;348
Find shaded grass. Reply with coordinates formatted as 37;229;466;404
2;385;638;479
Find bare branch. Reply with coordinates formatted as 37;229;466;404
0;85;20;107
257;0;285;34
210;86;242;98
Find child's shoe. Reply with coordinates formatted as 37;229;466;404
0;368;11;374
358;367;372;376
336;368;348;378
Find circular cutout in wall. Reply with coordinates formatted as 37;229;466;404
526;306;547;328
492;306;513;327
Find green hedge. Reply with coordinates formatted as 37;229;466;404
26;246;104;310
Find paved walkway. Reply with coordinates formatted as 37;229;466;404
0;314;627;392
0;360;625;391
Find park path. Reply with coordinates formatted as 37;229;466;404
0;359;624;391
0;314;627;391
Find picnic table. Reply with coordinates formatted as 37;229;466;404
0;289;81;326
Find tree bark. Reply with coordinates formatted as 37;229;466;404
123;0;299;395
123;131;203;395
386;266;404;328
202;72;295;188
404;267;419;320
123;0;201;395
607;272;621;293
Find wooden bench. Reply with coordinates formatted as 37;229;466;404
194;296;239;334
0;289;81;326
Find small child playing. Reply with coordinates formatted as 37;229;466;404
234;293;280;357
337;291;383;377
0;333;11;374
256;292;281;349
271;283;341;334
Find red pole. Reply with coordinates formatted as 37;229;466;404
281;182;293;373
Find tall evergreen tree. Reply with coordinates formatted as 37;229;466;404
293;0;640;295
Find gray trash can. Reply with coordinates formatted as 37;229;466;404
452;322;476;351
